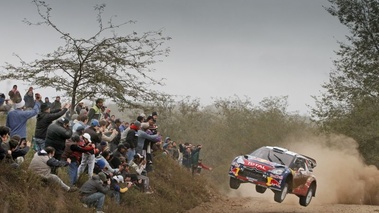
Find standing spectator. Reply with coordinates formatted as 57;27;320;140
8;85;21;103
75;101;84;115
72;114;88;132
50;96;62;111
136;123;161;157
77;133;97;180
79;172;110;213
125;121;140;164
0;93;12;113
62;132;95;186
6;98;40;139
23;87;34;109
28;146;77;192
44;97;51;107
83;119;102;147
35;93;43;106
44;117;72;161
34;102;69;151
87;98;104;124
109;119;122;152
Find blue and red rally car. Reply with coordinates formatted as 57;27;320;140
228;146;317;206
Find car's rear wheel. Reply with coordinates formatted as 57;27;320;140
274;182;288;203
299;185;314;207
229;177;241;189
255;185;266;194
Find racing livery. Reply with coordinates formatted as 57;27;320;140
228;146;317;206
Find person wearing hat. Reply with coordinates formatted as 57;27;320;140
110;174;132;204
62;133;95;186
79;171;110;213
6;95;41;140
44;117;73;164
34;102;70;152
77;133;98;180
124;120;141;164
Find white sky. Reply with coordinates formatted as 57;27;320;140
0;0;349;115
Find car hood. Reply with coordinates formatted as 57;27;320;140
241;155;286;171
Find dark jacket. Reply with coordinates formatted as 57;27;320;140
34;108;68;139
80;175;109;195
44;122;72;156
83;127;102;146
125;125;138;149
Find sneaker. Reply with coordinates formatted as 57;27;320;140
82;204;88;208
96;211;105;213
145;190;154;194
68;186;78;192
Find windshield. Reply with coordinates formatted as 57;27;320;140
250;147;295;166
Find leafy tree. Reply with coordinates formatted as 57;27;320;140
312;0;379;166
0;0;171;112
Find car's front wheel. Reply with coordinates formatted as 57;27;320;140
299;185;314;207
229;177;241;189
255;185;266;194
274;182;288;203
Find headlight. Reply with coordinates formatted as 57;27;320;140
231;157;244;168
271;168;285;175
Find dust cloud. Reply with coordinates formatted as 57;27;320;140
227;133;379;205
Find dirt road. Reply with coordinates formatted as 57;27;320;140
186;195;379;213
186;187;379;213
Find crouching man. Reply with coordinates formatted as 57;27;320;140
28;146;77;192
79;172;110;213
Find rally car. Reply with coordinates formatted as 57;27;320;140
228;146;317;206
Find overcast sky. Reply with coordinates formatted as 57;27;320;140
0;0;349;115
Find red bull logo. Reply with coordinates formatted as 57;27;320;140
266;177;281;187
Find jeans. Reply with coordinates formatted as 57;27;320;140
127;148;135;165
33;137;45;152
77;153;95;179
68;161;78;186
111;190;121;204
82;192;105;211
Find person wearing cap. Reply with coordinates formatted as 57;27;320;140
44;117;73;163
6;94;41;139
87;98;104;125
62;133;95;186
34;102;70;151
77;133;98;180
75;101;84;115
84;119;102;147
28;146;77;193
125;121;141;164
50;96;62;111
110;174;132;204
79;171;110;213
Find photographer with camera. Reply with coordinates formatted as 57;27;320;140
79;171;110;213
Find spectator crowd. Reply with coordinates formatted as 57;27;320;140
0;85;212;213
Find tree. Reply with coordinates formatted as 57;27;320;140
311;0;379;166
0;0;171;112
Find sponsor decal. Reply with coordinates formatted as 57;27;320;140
269;174;284;180
244;160;270;171
266;177;281;187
